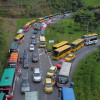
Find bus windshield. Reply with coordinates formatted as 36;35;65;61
58;76;68;84
40;41;46;45
70;44;76;49
52;51;59;57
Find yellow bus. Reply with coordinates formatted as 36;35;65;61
14;34;24;44
52;45;71;60
38;17;45;23
70;38;85;52
49;14;55;19
25;22;31;28
52;41;69;51
82;33;97;38
39;36;46;47
30;20;36;27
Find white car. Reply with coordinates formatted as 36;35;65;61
33;68;42;82
29;44;34;51
17;29;24;34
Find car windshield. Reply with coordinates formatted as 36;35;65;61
49;69;54;73
45;83;52;87
34;73;40;76
22;81;29;87
30;45;34;48
58;76;68;84
67;55;71;58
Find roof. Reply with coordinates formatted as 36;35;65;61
82;33;97;38
68;54;74;57
41;30;45;34
59;62;71;76
17;29;23;34
25;22;31;25
10;41;18;49
50;66;56;70
30;20;36;23
0;93;5;100
49;14;53;17
55;45;71;52
62;87;75;100
25;91;38;100
71;38;84;45
38;17;44;20
14;34;24;40
0;68;15;86
40;36;45;41
23;25;29;27
9;53;19;63
46;78;51;83
53;41;69;48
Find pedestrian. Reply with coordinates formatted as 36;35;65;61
58;88;61;97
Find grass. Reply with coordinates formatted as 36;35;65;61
45;18;89;50
73;50;100;100
82;0;100;7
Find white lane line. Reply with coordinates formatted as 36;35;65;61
16;76;19;82
47;55;53;66
45;94;47;100
39;52;45;56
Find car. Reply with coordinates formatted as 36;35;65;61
31;39;36;45
65;54;75;62
44;78;53;93
29;44;34;51
41;22;45;27
31;34;35;39
33;68;42;82
21;76;30;93
33;29;38;34
32;54;39;62
23;58;29;68
56;60;65;68
33;25;38;30
46;66;57;78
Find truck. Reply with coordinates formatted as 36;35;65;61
57;62;72;87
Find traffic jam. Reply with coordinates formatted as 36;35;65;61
0;11;98;100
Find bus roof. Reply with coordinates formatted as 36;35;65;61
53;41;69;48
0;93;5;100
0;68;15;86
14;34;24;40
82;33;97;38
55;45;71;52
62;87;75;100
49;14;53;16
10;41;18;49
23;25;29;27
71;38;84;45
40;36;46;41
25;22;31;25
59;62;71;77
38;17;44;20
25;91;38;100
9;53;19;63
30;20;36;23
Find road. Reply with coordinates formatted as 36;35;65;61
11;15;100;100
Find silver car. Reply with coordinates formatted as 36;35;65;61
29;44;34;51
33;68;42;82
31;34;35;39
32;54;39;62
21;77;30;93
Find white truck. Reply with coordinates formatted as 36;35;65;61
57;62;72;87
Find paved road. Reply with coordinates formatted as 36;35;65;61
11;15;100;100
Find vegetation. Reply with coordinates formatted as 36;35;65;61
73;48;100;100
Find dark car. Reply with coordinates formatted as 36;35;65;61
32;54;39;62
31;39;36;45
21;76;30;93
33;30;38;34
23;58;29;68
33;25;38;30
31;34;35;39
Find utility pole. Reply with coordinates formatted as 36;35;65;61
87;21;89;34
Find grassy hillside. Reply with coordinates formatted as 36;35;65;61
82;0;100;7
73;50;100;100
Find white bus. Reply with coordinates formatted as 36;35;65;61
57;62;71;87
82;33;98;45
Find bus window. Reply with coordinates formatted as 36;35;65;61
0;68;16;99
52;45;71;60
14;34;24;44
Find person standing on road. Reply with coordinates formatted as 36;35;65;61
58;88;62;97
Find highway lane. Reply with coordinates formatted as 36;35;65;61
11;14;100;100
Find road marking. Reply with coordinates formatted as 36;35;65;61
47;55;53;66
45;94;47;100
39;52;45;56
16;76;19;82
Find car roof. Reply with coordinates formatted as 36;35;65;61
68;54;74;56
45;78;51;83
50;66;56;70
34;68;40;73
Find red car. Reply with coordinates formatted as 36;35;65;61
56;60;65;68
